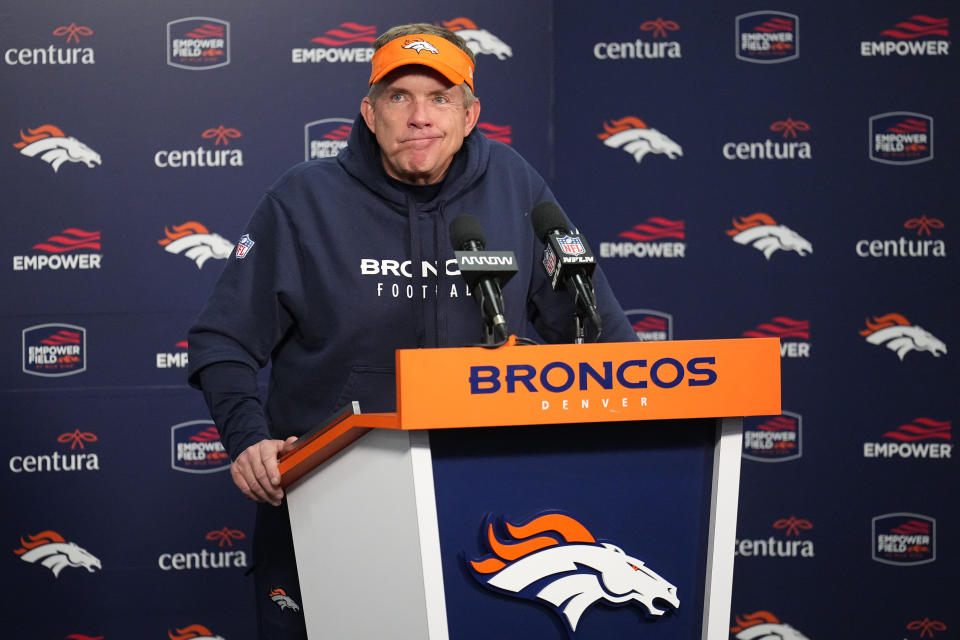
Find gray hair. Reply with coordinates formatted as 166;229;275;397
366;23;477;107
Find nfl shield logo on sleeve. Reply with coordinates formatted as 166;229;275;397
235;233;254;259
558;235;586;255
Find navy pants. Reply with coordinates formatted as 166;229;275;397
252;500;308;639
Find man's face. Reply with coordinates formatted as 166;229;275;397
361;66;481;185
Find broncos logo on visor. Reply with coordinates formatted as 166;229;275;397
598;117;682;164
469;513;678;633
860;313;947;360
14;530;102;577
14;124;101;172
727;213;812;259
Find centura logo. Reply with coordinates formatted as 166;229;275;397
906;618;948;638
167;18;229;70
736;11;799;63
594;18;682;60
168;624;226;640
478;122;512;144
743;412;802;462
864;418;952;460
873;513;936;565
304;117;352;161
860;313;946;360
157;340;189;369
292;22;375;64
861;15;949;57
22;323;86;377
441;17;512;60
9;429;101;474
159;527;248;571
856;215;946;258
598;117;682;164
159;222;234;269
600;218;686;259
869;112;933;165
4;23;95;66
14;124;101;172
154;125;244;168
727;213;812;259
744;317;810;358
13;228;102;271
625;309;673;342
469;513;678;633
735;516;815;558
731;611;810;639
171;421;230;473
269;587;301;612
723;118;812;160
14;530;102;577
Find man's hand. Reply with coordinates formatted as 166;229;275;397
230;437;299;506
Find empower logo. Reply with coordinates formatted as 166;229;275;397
743;412;802;462
469;513;678;633
14;124;101;172
478;122;511;144
873;513;936;565
12;228;102;271
860;313;946;360
727;213;812;259
171;421;230;473
861;15;949;56
304;117;352;160
869;112;933;165
167;18;229;69
22;323;86;377
743;317;810;358
864;418;951;460
292;22;376;64
736;11;799;63
14;530;102;577
625;309;673;342
598;117;682;164
600;218;686;259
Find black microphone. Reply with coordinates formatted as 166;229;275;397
530;201;603;341
449;214;517;344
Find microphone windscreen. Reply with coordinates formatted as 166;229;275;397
531;201;570;241
449;214;486;250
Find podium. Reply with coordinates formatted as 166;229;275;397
278;338;780;640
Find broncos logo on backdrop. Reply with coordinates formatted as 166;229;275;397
731;610;810;640
442;17;513;60
269;587;301;612
14;530;102;577
726;213;812;259
469;513;679;633
597;117;682;164
860;313;947;360
158;221;234;269
14;124;101;172
402;39;439;55
168;624;226;640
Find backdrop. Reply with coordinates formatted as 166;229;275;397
1;1;955;638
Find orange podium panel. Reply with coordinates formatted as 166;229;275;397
395;337;780;429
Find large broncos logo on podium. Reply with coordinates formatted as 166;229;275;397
469;513;678;633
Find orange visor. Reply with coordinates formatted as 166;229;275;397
369;34;475;91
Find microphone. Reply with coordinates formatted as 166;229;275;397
530;202;603;341
449;214;518;344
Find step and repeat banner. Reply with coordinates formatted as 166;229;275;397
1;0;955;638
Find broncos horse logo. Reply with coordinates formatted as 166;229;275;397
269;587;301;612
469;513;678;633
443;17;513;60
401;39;440;55
731;610;810;640
860;313;947;360
14;530;102;577
159;221;234;269
598;117;682;164
14;124;102;172
168;624;226;640
727;213;812;259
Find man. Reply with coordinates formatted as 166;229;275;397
188;23;635;639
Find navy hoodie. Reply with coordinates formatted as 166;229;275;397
188;114;635;459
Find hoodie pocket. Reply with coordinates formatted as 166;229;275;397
331;365;397;414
